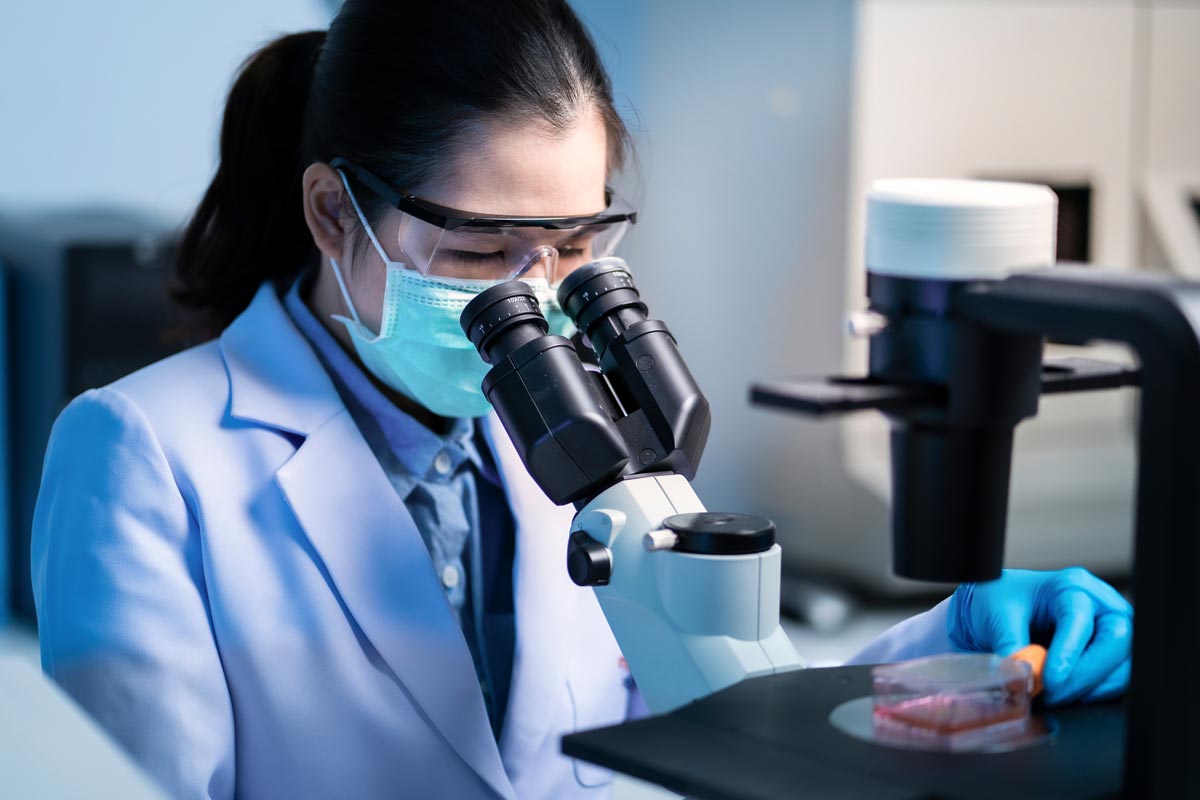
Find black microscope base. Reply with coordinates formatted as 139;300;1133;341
562;665;1125;799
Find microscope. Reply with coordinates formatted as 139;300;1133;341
460;257;802;715
543;180;1199;799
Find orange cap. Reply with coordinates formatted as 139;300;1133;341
1009;644;1048;698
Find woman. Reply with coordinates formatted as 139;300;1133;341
31;1;1133;798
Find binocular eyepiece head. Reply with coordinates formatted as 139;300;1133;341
460;273;630;507
459;257;711;506
460;256;649;367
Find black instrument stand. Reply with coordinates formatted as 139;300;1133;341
564;665;1124;800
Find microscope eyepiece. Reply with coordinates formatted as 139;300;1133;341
461;281;549;365
558;257;711;481
557;257;648;358
458;261;712;503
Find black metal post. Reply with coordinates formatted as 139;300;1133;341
955;265;1200;798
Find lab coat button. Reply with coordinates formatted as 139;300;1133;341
441;564;461;589
434;451;453;475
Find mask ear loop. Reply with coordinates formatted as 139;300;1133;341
327;167;400;327
328;258;361;325
336;168;395;267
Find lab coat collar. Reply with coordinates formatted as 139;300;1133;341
219;282;343;437
483;415;581;783
221;283;516;799
276;410;515;800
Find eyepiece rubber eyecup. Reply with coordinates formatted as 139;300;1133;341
461;281;547;364
556;259;646;353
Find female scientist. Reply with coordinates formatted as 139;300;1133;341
30;1;1133;798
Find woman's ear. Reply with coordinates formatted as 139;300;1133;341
302;162;347;262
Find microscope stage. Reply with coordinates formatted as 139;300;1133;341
562;665;1124;800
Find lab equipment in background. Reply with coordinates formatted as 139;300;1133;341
0;208;191;620
460;259;801;714
0;657;166;798
817;0;1200;595
565;179;1197;797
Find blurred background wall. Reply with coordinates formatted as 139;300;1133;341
0;0;330;214
3;0;1199;629
0;0;332;627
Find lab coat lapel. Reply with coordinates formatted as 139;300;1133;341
276;411;515;800
219;283;343;437
484;414;580;782
221;285;514;799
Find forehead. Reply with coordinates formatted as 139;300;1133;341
421;107;610;218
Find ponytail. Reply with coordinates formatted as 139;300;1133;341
173;30;325;336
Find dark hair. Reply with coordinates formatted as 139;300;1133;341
174;0;630;335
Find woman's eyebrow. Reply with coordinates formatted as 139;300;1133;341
559;228;595;243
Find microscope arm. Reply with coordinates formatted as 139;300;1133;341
955;266;1200;798
752;264;1200;797
567;474;804;714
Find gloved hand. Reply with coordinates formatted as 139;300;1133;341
947;568;1133;706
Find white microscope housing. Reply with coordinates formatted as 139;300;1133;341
460;257;802;716
571;474;801;714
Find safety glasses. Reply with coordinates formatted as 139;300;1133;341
331;157;637;286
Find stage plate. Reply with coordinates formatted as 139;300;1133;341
562;665;1124;800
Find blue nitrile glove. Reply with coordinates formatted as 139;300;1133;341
947;568;1133;706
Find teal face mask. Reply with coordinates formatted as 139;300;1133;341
328;193;574;419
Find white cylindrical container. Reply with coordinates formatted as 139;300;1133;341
865;179;1059;281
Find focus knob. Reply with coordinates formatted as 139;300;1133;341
567;530;613;587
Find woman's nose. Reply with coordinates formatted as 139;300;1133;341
515;245;558;280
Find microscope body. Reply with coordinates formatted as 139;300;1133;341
752;179;1200;798
461;258;801;716
572;475;799;714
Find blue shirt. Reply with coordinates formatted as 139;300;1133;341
283;278;516;739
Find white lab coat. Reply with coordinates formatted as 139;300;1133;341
31;283;951;800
